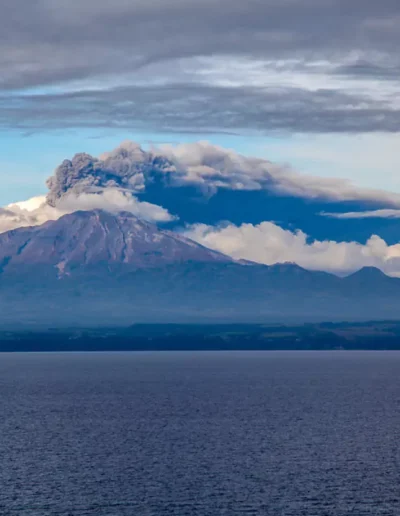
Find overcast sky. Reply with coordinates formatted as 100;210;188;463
1;0;400;203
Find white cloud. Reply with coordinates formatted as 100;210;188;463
0;189;175;234
0;196;61;233
57;189;175;222
8;196;48;212
183;221;400;277
323;209;400;219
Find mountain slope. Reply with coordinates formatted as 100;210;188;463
0;210;231;274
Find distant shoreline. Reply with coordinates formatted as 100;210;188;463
2;321;400;352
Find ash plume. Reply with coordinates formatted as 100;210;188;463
46;141;176;207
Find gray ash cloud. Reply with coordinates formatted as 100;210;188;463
46;142;175;207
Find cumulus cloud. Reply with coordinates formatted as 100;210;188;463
57;189;174;222
0;196;60;233
183;221;400;277
0;189;174;234
323;209;400;219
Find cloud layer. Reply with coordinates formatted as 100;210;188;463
1;0;400;134
184;222;400;277
323;209;400;219
2;83;399;134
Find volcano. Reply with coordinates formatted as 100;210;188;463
0;210;399;327
0;210;231;275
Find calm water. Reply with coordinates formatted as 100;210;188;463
0;351;400;515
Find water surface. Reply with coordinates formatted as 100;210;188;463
1;351;399;515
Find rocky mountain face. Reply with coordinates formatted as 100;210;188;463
0;209;399;327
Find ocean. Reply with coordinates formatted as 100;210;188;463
1;351;399;515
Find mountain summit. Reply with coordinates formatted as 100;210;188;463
0;210;230;274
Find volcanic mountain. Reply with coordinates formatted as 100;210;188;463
0;209;399;327
0;210;231;274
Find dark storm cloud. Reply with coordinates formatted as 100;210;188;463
1;0;400;133
1;84;399;134
333;62;400;81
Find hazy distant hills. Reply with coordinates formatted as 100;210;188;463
0;210;399;327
